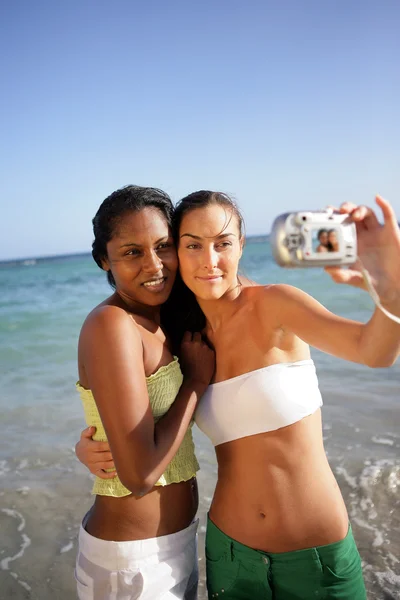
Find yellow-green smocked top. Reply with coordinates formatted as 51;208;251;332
76;357;199;497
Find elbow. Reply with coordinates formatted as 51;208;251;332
114;448;161;497
363;355;397;368
118;471;157;497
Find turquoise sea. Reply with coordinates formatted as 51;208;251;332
0;241;399;599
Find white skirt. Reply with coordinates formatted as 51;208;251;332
75;514;199;600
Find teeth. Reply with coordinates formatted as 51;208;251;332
143;278;164;287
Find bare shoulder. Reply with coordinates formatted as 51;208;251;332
79;304;140;347
239;284;284;325
243;283;301;307
261;283;310;304
83;303;133;329
246;285;315;328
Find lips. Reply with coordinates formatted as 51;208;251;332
196;275;223;281
143;277;165;287
141;277;168;292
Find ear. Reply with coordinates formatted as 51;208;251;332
239;236;245;258
101;256;110;272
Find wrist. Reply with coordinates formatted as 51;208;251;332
371;270;400;306
376;284;400;309
379;297;400;320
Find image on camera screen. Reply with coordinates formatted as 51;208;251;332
312;227;340;254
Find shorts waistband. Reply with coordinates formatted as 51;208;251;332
207;515;355;565
78;514;199;571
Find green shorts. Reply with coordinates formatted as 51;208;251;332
206;516;366;599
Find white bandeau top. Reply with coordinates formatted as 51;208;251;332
195;360;323;447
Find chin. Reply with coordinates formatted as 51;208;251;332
149;295;170;305
193;286;227;301
140;289;173;306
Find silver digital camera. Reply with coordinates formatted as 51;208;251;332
270;209;357;268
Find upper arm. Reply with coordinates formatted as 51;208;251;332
79;307;155;486
263;284;364;363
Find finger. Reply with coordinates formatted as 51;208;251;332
324;267;366;290
84;440;112;453
92;452;114;463
375;195;399;229
95;460;116;471
182;331;192;343
80;426;97;439
192;331;202;343
339;202;358;214
95;469;118;480
351;205;380;229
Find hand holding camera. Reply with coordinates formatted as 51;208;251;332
271;208;357;268
324;197;400;304
271;196;400;322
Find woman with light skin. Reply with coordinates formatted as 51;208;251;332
74;185;214;600
77;191;400;599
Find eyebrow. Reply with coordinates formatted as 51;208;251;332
120;236;170;248
180;232;236;240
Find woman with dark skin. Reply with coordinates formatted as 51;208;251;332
74;185;214;600
316;228;329;252
78;192;400;599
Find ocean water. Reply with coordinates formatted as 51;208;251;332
0;243;399;599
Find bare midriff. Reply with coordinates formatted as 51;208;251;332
209;410;349;553
85;477;198;541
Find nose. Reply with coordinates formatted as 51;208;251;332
203;246;218;271
143;250;163;274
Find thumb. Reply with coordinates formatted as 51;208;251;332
375;195;399;230
81;426;96;439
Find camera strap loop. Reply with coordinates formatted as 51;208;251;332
359;258;400;325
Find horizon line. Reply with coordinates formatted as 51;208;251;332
0;233;270;265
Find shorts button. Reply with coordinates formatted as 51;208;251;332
262;556;269;564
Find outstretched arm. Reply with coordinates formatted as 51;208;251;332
266;197;400;367
268;284;399;367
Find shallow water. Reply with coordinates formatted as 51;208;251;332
0;245;399;599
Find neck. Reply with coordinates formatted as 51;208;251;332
196;283;242;332
114;291;162;324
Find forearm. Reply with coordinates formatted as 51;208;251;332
152;378;205;471
270;284;400;366
117;378;206;494
358;300;400;367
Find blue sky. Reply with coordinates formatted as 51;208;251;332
0;0;399;260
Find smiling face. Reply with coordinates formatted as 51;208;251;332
328;230;338;249
102;207;178;308
177;204;244;301
318;231;328;246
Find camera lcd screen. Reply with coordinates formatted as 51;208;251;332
311;227;340;254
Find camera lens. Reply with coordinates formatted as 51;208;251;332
302;216;307;221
